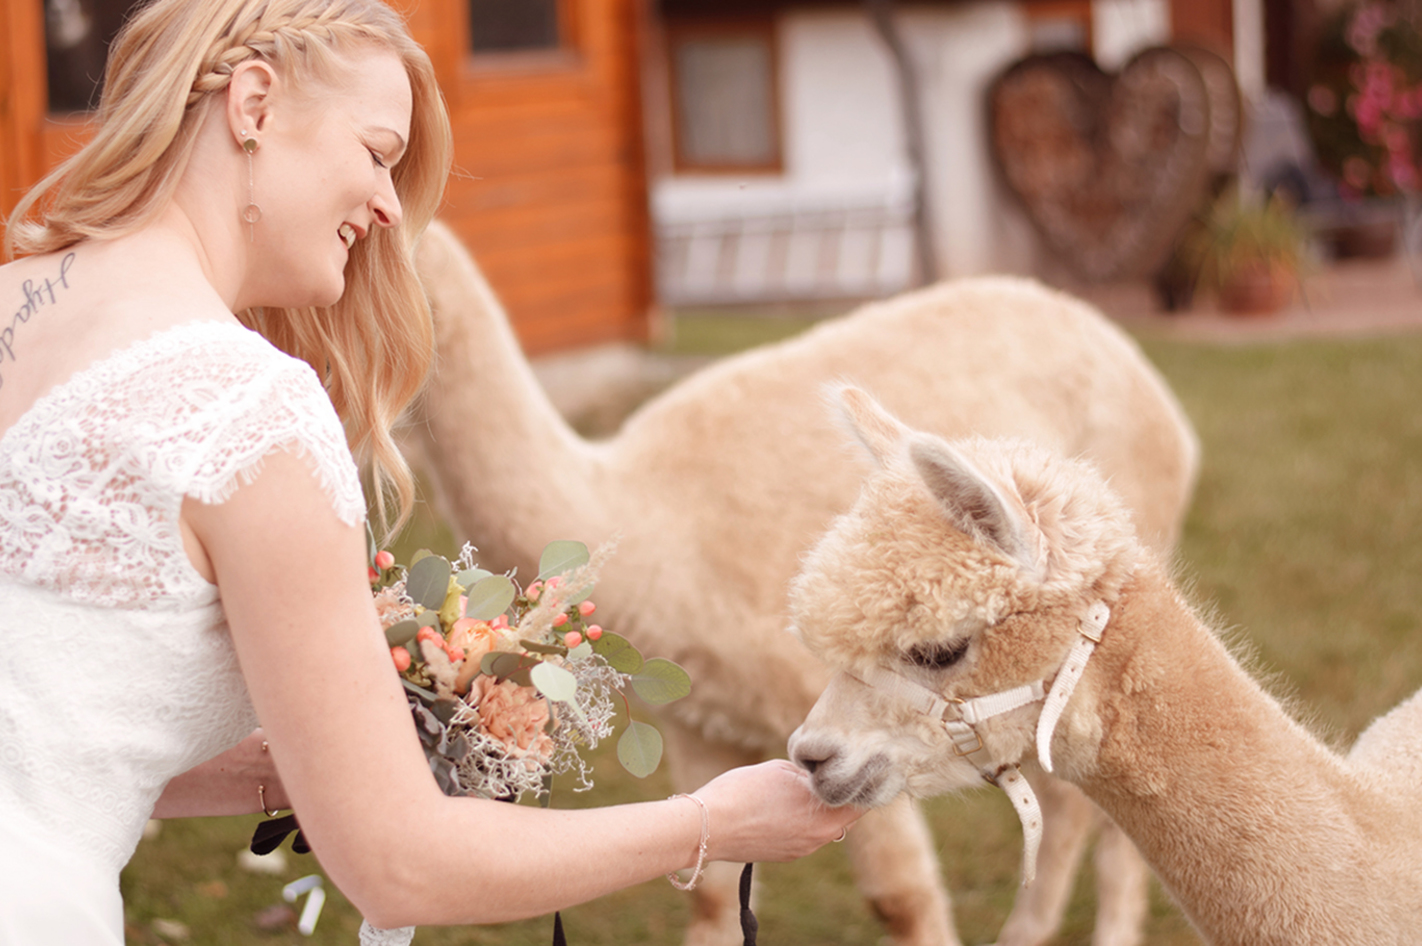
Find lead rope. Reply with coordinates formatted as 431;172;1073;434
739;863;758;946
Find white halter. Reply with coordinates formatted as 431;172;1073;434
845;601;1110;885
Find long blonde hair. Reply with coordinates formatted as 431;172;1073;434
4;0;453;539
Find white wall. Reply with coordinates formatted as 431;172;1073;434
651;0;1182;298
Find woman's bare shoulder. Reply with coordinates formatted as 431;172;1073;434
0;242;235;435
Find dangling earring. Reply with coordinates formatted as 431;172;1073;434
240;130;261;242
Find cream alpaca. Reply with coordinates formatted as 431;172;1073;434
788;389;1422;946
411;222;1199;946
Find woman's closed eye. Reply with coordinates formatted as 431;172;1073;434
905;638;970;671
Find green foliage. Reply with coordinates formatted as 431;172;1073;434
463;574;516;621
616;720;665;778
631;658;693;705
538;540;591;579
404;554;450;609
1182;188;1312;290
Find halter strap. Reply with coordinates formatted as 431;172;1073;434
845;602;1110;885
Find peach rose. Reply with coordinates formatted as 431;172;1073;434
469;676;553;761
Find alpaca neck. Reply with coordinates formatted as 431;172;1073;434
415;232;609;568
1066;564;1381;944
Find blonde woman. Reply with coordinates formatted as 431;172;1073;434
0;1;860;941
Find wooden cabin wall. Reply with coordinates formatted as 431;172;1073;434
400;0;654;353
0;0;653;356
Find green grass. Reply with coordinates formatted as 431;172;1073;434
120;318;1422;945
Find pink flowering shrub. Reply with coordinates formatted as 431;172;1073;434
1307;2;1422;197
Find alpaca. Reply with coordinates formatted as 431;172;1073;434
786;388;1422;946
410;221;1200;946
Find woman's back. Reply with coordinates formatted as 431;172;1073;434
0;306;362;942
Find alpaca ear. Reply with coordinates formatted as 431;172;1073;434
909;437;1039;574
835;386;910;467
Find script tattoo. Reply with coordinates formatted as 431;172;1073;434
0;252;76;390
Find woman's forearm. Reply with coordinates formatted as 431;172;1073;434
151;729;288;819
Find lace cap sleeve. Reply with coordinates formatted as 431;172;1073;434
153;328;367;525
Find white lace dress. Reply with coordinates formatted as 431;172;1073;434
0;321;365;944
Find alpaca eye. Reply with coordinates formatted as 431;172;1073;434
905;638;970;671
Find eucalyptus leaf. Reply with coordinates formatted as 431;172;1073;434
456;567;493;588
538;540;589;580
465;575;516;621
431;698;460;725
631;658;693;705
530;662;578;703
407;555;452;609
481;652;524;679
384;619;420;648
617;721;664;778
401;679;438;703
409;549;434;565
590;631;643;674
518;638;566;656
418;611;442;629
566;641;593;661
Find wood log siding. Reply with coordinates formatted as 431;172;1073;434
0;0;652;356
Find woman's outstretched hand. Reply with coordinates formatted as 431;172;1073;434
693;759;864;864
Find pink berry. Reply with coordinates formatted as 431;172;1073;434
368;566;380;583
547;576;563;590
586;625;603;641
391;647;411;672
374;550;395;570
526;581;542;601
552;613;568;627
564;631;583;649
446;645;464;663
417;626;440;643
578;601;596;617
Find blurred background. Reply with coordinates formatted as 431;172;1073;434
4;0;1422;942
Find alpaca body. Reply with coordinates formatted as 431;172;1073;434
787;390;1422;945
412;223;1199;946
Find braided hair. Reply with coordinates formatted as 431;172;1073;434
4;0;453;538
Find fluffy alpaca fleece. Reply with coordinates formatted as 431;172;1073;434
410;221;1200;946
788;389;1422;946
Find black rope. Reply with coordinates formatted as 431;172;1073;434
739;863;758;946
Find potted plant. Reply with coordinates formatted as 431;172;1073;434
1184;190;1312;315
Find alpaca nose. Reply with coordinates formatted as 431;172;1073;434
790;736;837;775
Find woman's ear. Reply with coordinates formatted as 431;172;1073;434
225;59;278;147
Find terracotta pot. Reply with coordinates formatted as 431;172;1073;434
1218;264;1294;316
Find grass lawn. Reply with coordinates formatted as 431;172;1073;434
121;312;1422;946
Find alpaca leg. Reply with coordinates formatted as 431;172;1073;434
659;718;766;946
1088;823;1148;946
844;795;962;946
992;772;1096;946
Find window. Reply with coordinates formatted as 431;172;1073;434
44;0;145;113
469;0;562;54
667;21;781;172
1023;0;1093;54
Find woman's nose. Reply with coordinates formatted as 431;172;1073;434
370;178;403;230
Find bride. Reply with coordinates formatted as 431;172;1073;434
0;0;859;941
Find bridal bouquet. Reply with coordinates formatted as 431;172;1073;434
256;538;690;946
368;538;691;801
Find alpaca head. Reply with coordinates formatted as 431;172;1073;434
787;388;1140;807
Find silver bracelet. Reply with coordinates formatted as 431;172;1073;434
667;793;709;890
